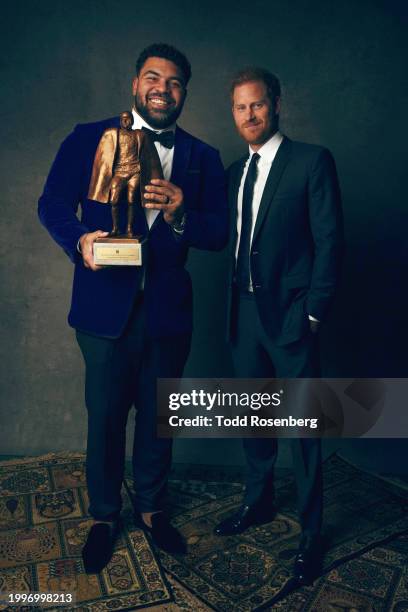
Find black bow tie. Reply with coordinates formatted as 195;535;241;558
142;126;175;149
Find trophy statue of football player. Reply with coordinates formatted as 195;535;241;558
88;110;163;236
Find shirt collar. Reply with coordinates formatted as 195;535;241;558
248;130;283;163
131;108;176;133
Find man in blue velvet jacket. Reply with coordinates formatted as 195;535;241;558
38;43;228;572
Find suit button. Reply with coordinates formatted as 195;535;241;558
254;284;262;289
252;251;259;255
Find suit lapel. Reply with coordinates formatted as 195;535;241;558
170;126;192;186
229;155;247;255
230;156;247;214
252;136;291;243
149;126;192;232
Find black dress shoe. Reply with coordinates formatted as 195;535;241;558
134;512;186;555
214;501;276;536
82;521;120;574
293;533;322;585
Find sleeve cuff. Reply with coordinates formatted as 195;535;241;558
170;212;186;234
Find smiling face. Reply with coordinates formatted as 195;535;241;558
232;80;280;150
132;56;187;129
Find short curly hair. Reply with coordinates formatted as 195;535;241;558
230;67;281;104
136;43;192;86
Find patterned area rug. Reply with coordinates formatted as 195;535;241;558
0;453;173;611
158;454;408;611
157;533;408;611
267;532;408;611
1;454;407;611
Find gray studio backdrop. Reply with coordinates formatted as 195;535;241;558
1;0;407;470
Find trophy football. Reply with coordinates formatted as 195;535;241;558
87;110;163;265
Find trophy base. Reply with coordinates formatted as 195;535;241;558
93;235;146;266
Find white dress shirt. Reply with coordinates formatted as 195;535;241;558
235;131;283;290
131;108;175;229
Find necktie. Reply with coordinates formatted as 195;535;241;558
236;152;260;291
142;126;175;149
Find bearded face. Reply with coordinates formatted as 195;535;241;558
132;57;186;129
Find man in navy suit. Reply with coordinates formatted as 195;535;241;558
213;68;343;584
39;43;228;571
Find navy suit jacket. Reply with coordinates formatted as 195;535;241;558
227;137;344;346
39;116;228;338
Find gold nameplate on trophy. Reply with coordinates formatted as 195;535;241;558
93;236;146;266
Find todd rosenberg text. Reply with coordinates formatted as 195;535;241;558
168;415;319;429
164;388;320;433
158;377;404;438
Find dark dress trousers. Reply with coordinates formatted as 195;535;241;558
227;136;343;535
38;116;228;519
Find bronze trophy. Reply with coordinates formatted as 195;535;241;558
87;110;163;265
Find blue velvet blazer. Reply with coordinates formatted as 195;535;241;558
38;116;228;338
